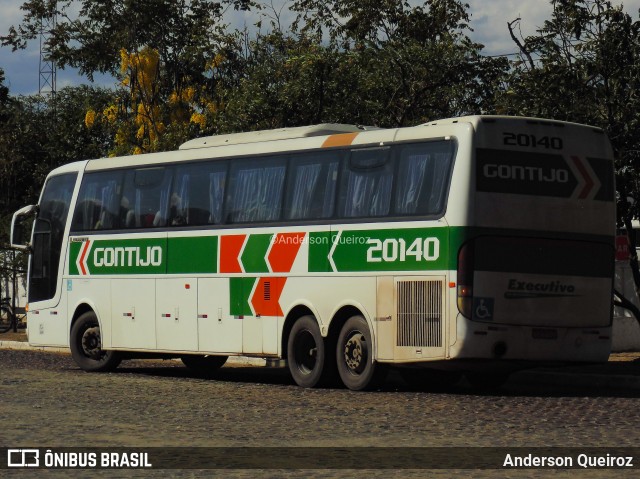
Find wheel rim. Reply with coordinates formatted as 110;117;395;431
81;325;104;360
343;330;368;375
293;329;317;374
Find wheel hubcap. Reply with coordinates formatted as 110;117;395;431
294;330;317;374
81;326;103;360
344;332;367;374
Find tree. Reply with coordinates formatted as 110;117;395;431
500;0;640;176
218;0;508;131
2;0;254;154
0;86;116;242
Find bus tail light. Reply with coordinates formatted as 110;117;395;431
457;240;475;318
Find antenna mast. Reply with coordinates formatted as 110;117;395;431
38;1;57;97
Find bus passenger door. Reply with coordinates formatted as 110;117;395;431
156;278;198;352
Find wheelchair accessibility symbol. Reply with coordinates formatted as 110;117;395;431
473;297;494;320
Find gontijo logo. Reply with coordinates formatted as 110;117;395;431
71;238;165;276
476;149;613;201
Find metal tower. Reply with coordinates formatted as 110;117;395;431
38;4;57;97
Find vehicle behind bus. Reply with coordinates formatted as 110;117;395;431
10;116;615;390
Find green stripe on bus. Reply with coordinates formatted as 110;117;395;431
167;236;218;274
241;234;273;273
308;231;337;272
330;228;450;272
87;238;167;275
230;277;256;316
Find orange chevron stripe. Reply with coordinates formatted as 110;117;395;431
220;235;246;273
322;132;359;148
251;277;286;317
268;232;305;272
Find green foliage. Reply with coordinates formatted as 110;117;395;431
497;0;640;218
0;86;116;244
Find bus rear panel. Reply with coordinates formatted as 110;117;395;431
450;117;614;364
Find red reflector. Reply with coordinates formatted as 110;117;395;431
449;282;456;288
185;284;191;289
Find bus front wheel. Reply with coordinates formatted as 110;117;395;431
337;315;387;391
70;311;121;372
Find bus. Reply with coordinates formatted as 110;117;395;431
10;115;615;390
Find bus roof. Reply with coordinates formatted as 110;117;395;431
178;124;373;150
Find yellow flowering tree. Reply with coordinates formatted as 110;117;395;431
85;46;219;156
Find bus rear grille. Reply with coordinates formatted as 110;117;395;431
396;280;442;347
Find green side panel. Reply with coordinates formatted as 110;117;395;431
167;236;218;274
331;228;450;272
230;277;256;316
87;238;167;275
241;234;273;273
68;241;82;275
308;231;338;272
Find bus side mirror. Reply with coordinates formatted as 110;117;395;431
10;204;38;251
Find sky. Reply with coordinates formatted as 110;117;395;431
1;0;639;96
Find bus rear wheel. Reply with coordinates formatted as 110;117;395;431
337;315;387;391
287;315;330;388
70;311;121;372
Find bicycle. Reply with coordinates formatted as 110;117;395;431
0;297;26;334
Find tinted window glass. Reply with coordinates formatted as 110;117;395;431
72;170;125;231
226;156;286;223
30;173;77;302
394;141;455;216
171;161;227;226
120;167;172;228
338;147;393;218
284;153;339;220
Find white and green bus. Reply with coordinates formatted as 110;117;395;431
10;115;615;390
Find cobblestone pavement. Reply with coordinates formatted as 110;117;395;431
1;349;639;479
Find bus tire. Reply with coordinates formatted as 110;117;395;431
70;311;121;372
336;315;387;391
287;315;327;388
181;355;228;373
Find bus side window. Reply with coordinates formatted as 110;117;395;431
226;156;286;223
171;161;227;226
394;141;455;216
71;171;124;231
121;167;172;229
338;147;393;218
284;153;339;220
